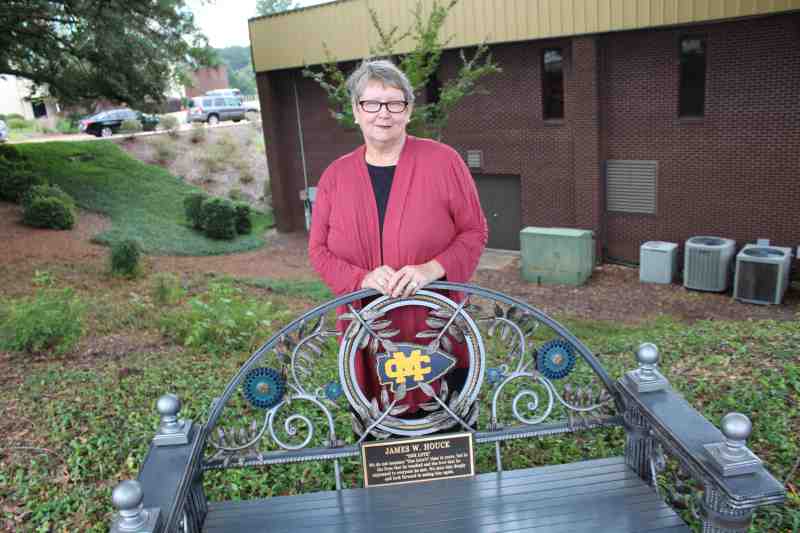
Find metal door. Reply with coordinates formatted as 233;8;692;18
473;174;521;250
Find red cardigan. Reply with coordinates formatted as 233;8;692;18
309;136;488;411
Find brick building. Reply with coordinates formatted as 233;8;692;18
249;1;800;264
185;66;230;98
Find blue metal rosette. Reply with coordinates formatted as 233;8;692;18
486;367;505;385
537;339;576;380
324;381;343;401
243;367;286;409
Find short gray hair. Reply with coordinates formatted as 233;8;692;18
346;60;415;105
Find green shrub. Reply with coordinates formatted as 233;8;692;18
109;238;143;277
189;123;206;144
183;191;207;230
120;119;143;133
234;202;252;234
0;288;86;355
154;141;176;164
55;118;78;134
150;272;185;305
0;144;23;161
0;153;45;202
23;196;76;229
201;197;237;239
160;280;284;352
21;184;76;211
228;187;242;202
8;118;35;129
4;113;25;121
160;115;179;135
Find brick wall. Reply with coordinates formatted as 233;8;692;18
258;12;800;264
186;66;230;98
601;14;800;262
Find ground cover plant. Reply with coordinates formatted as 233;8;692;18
0;265;797;531
12;141;273;255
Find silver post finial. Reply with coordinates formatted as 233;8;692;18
720;412;752;460
110;480;161;533
153;393;193;446
156;394;181;433
703;412;762;476
112;480;147;530
625;343;668;393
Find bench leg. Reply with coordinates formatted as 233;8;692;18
624;403;656;486
701;485;754;532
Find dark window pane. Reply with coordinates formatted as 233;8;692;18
679;37;706;116
213;98;225;107
542;48;564;120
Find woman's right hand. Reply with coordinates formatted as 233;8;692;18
361;265;397;295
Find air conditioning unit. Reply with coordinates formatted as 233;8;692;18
640;241;678;284
683;236;736;292
734;245;793;305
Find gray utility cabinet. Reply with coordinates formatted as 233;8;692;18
110;283;784;533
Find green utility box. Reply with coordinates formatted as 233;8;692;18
520;227;595;285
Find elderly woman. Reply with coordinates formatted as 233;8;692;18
309;59;488;415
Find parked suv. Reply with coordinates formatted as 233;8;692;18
0;120;7;143
79;108;159;137
187;96;245;125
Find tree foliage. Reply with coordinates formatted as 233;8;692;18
0;0;216;108
303;0;501;141
256;0;297;16
215;46;257;95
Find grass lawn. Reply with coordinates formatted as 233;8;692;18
14;141;273;255
0;269;797;531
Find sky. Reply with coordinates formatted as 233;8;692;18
186;0;335;49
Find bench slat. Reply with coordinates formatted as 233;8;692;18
202;457;690;533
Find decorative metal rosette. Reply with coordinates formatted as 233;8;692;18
537;339;576;380
324;381;343;401
486;367;506;385
243;367;286;409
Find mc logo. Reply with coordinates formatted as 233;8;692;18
376;343;456;392
384;349;431;385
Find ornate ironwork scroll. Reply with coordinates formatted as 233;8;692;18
201;283;623;475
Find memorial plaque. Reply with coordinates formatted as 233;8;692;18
361;433;475;487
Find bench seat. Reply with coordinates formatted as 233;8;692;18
202;457;690;533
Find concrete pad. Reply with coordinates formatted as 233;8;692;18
477;248;520;271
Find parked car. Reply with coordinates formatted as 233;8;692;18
79;108;159;137
205;88;242;99
0;120;7;143
187;96;246;125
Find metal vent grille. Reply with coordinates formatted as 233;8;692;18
606;160;657;214
737;261;779;303
466;150;483;169
685;247;721;289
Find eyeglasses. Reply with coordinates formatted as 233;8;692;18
358;100;409;113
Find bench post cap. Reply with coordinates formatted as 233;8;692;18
704;412;762;477
153;393;193;447
625;343;669;393
110;480;160;533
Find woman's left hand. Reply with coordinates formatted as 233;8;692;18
387;260;445;298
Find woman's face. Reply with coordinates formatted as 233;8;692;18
352;80;412;149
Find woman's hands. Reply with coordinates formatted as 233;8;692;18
362;261;445;297
361;265;397;294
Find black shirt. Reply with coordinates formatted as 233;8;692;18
366;163;396;239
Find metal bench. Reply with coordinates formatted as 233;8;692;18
109;283;785;533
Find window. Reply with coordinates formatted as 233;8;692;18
542;48;564;120
213;98;225;107
679;37;706;117
225;97;240;107
202;98;213;108
32;101;47;118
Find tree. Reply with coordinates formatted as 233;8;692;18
0;0;217;108
215;46;257;95
256;0;297;16
303;0;501;141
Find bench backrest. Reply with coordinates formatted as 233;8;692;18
201;283;623;482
